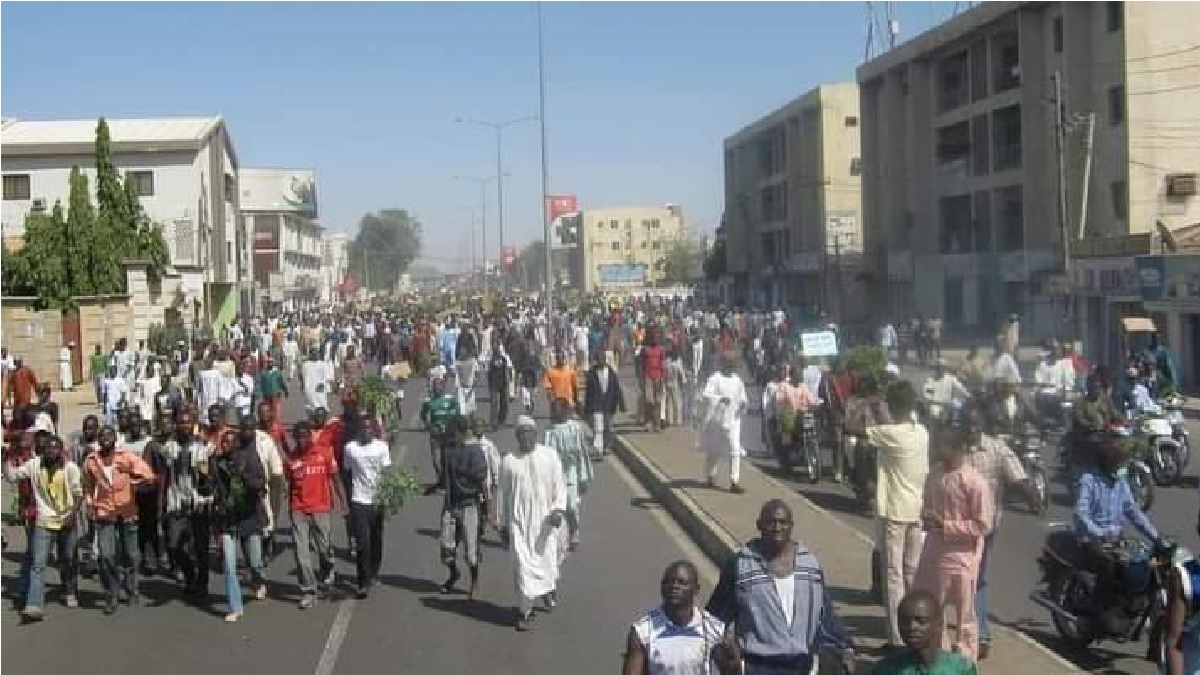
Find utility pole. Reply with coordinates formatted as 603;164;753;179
1052;70;1075;340
537;2;552;319
1076;113;1097;241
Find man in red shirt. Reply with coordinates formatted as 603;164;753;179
286;420;343;608
640;330;667;431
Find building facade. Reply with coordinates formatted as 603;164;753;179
858;1;1200;341
241;168;322;312
1;116;245;329
321;232;351;303
722;83;865;316
579;204;686;292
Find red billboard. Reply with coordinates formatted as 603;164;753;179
546;194;578;222
501;245;517;267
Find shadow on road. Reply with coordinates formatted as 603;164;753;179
377;572;442;594
420;594;514;628
998;616;1134;673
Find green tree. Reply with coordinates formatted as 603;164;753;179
658;236;704;284
347;209;423;291
1;118;171;306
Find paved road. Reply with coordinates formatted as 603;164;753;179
731;367;1200;675
2;375;716;675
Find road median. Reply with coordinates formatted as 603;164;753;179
611;425;1081;674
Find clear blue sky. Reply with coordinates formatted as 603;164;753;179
2;1;956;271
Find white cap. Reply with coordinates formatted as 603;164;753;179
515;415;537;430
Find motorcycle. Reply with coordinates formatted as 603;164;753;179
1000;424;1049;515
790;411;821;485
1030;530;1182;651
1125;407;1183;487
1160;394;1191;469
1061;427;1156;513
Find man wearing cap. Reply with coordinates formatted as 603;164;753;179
497;415;567;631
921;358;970;426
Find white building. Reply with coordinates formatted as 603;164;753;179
1;116;246;329
241;168;322;312
321;232;351;302
579;204;687;292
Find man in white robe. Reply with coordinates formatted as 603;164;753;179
59;343;74;391
498;415;567;631
301;349;334;411
697;357;748;493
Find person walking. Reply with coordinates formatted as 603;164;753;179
158;409;213;602
640;330;667;430
914;428;993;662
286;420;341;608
485;335;514;430
542;349;578;411
7;357;39;411
58;342;75;392
707;500;856;675
420;378;461;494
256;357;289;424
5;436;83;621
623;560;730;675
866;381;931;651
342;408;391;599
82;425;155;615
697;356;749;494
497;415;567;631
583;350;626;459
544;398;593;553
438;415;488;598
301;349;334;412
205;420;269;622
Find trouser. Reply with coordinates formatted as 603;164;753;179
642;378;664;426
489;385;509;428
564;483;582;543
25;523;79;610
440;502;481;568
292;511;334;594
95;519;140;600
164;511;210;592
266;395;284;424
221;531;264;614
457;359;477;391
975;531;996;645
518;591;554;618
93;376;104;406
591;412;615;454
429;434;448;487
704;452;741;484
681;381;696;423
59;363;73;390
881;518;926;646
349;502;384;588
16;523;33;601
663;382;681;426
741;653;814;675
923;566;979;660
134;489;163;569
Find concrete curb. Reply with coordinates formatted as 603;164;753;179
611;430;1084;674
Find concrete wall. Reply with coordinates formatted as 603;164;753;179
1;300;63;384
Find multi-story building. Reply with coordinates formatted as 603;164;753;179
241;168;322;312
1;116;246;327
579;204;686;292
858;1;1200;341
722;83;864;315
321;232;351;302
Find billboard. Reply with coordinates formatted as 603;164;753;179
547;194;580;249
240;169;319;216
597;263;647;285
501;245;517;267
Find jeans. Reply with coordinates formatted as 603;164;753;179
976;531;995;644
95;519;140;599
164;511;210;592
221;532;265;614
349;502;384;588
16;523;33;602
134;489;163;568
292;511;333;594
26;523;79;610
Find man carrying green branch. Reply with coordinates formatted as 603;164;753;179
420;378;461;495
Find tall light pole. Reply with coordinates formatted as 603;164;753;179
537;2;552;318
455;114;538;259
454;175;492;294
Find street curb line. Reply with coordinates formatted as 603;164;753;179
611;431;1083;674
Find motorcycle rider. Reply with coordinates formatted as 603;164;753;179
921;357;970;427
1074;434;1162;635
987;376;1038;438
1068;368;1122;473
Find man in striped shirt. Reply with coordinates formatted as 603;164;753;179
543;398;592;552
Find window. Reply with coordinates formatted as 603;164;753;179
850;157;862;176
223;174;236;203
1111;180;1128;220
1052;16;1064;53
993;32;1020;92
641;241;648;249
1106;2;1123;32
1108;85;1125;125
760;183;786;222
936;121;971;168
937;50;970;112
996;185;1025;251
973;190;993;252
969;40;989;103
641;219;651;229
844;116;859;127
625;241;631;250
971;114;990;176
625;219;632;230
226;241;234;265
611;241;620;251
127;170;154;197
652;241;661;250
651;218;661;229
992;105;1022;171
2;174;30;200
939;195;974;253
610;219;618;229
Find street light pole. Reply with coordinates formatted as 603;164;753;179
454;175;491;295
455;114;538;262
537;1;552;319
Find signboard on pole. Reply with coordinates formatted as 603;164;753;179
501;245;517;267
547;194;580;249
800;330;839;357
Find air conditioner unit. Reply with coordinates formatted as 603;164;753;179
30;198;46;212
1166;173;1197;198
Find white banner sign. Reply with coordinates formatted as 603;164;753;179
800;330;839;357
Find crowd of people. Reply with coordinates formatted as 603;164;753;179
2;292;1196;675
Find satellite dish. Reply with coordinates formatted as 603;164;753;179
1156;220;1179;253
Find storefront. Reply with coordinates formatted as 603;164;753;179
1137;253;1200;391
1073;256;1144;370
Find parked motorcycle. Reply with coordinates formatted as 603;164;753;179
786;411;822;485
1160;394;1191;469
1124;408;1183;487
1029;530;1182;650
1000;424;1049;515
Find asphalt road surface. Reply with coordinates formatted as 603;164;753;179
2;374;717;675
735;367;1200;675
